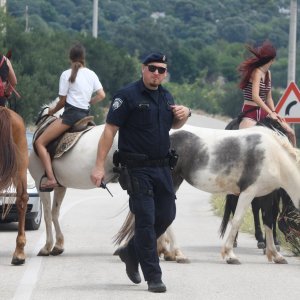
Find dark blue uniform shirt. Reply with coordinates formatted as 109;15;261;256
106;79;174;159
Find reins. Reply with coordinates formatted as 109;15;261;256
35;106;50;125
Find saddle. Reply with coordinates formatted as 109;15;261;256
33;115;95;159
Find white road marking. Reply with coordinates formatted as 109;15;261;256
13;198;87;300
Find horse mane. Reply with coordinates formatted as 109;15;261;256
249;126;300;162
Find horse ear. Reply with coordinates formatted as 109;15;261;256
6;50;12;59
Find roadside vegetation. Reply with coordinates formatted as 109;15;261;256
1;1;300;142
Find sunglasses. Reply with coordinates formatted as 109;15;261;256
147;65;167;74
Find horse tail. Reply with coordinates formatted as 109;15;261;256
112;211;135;245
219;194;238;238
0;108;17;191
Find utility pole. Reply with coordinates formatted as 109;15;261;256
0;0;7;11
25;5;29;32
0;0;7;34
287;0;297;84
92;0;98;38
287;0;297;130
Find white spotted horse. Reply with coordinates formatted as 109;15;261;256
223;117;283;250
115;124;300;264
28;100;119;256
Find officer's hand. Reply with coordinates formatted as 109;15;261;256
90;167;105;187
171;105;189;120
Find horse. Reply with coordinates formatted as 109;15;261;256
0;107;29;265
28;102;119;256
114;125;300;264
224;118;282;250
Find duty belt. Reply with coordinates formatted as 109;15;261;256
113;150;173;168
124;157;170;168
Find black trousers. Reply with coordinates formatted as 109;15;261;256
126;165;176;282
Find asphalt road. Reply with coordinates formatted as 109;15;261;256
1;113;300;300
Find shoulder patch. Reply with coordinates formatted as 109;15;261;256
112;98;123;110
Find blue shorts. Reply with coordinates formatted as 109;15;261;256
61;102;89;126
0;97;6;107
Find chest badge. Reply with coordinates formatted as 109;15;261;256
112;98;123;110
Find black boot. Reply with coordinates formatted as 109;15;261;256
147;279;166;293
119;247;141;284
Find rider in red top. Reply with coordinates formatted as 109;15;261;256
238;40;296;146
0;53;17;107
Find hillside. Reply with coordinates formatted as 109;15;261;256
1;0;300;127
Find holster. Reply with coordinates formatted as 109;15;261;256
113;165;132;192
168;149;179;170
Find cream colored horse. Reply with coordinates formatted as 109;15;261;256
28;102;118;256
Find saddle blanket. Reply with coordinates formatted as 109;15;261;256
54;126;93;158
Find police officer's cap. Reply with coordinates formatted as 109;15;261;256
142;52;167;65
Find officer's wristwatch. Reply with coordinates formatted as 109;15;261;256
188;108;192;117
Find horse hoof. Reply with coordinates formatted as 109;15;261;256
11;257;25;266
274;258;288;264
37;250;50;256
226;258;241;265
50;247;64;256
257;241;266;249
176;257;191;264
164;255;176;261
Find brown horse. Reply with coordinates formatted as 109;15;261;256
0;107;29;265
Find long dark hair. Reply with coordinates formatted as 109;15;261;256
238;40;276;89
69;43;86;83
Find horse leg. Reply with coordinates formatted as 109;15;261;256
272;194;280;251
50;187;67;256
260;191;281;254
37;192;54;256
221;191;254;264
161;172;189;262
162;225;190;263
264;225;287;264
11;174;29;265
157;231;170;259
251;198;265;249
227;194;239;247
221;194;239;247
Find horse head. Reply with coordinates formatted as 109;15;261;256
35;97;62;125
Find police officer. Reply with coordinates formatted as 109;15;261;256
91;52;191;293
